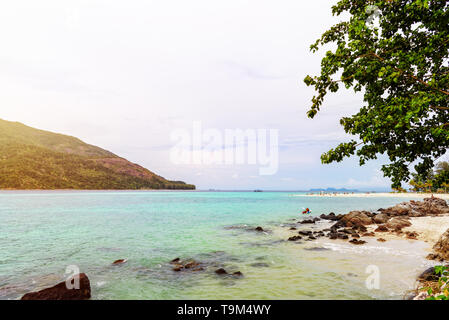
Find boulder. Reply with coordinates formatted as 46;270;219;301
428;228;449;261
377;238;386;242
339;211;373;228
21;273;91;300
373;213;389;224
232;271;243;277
300;219;315;224
255;226;264;232
385;217;412;230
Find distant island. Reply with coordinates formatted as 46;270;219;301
0;119;195;190
308;188;359;192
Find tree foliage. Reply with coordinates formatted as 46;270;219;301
305;0;449;188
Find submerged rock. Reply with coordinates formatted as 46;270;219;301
255;226;264;232
215;268;228;275
112;259;127;265
288;235;302;241
21;273;91;300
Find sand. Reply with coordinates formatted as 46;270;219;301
364;214;449;245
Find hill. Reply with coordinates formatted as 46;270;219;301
0;119;195;190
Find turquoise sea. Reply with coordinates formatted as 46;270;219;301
0;191;435;300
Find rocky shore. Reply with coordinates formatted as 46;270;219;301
281;196;449;299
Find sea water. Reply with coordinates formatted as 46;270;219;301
0;191;435;300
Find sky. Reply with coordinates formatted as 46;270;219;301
0;0;393;191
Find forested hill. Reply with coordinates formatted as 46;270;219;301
0;119;195;190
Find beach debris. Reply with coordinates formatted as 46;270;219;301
427;228;449;261
21;273;91;300
112;259;127;265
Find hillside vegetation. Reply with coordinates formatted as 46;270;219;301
0;119;195;190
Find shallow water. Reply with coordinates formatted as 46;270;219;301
0;191;436;299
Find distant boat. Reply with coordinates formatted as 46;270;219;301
254;190;263;192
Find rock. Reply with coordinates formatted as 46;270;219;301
308;236;316;240
417;267;441;282
375;225;389;232
373;213;389;224
170;258;181;264
339;211;373;228
313;217;321;222
21;273;91;300
329;232;338;240
215;268;228;275
349;239;366;245
362;232;375;237
289;227;297;230
232;271;243;277
352;234;360;238
300;219;315;224
385;217;412;230
184;261;200;269
428;228;449;260
377;238;386;242
320;212;340;221
255;226;264;232
288;235;302;241
298;230;313;236
406;231;418;240
337;233;349;240
112;259;127;265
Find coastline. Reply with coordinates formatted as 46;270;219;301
293;192;449;200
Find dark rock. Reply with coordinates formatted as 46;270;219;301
21;273;91;300
349;239;366;245
170;258;181;264
308;236;316;240
255;226;264;232
289;227;297;230
298;230;313;236
329;232;338;240
313;217;321;222
377;238;386;242
288;235;302;241
362;232;375;237
352;234;360;238
232;271;243;277
300;219;315;224
215;268;228;275
417;267;441;282
337;233;349;240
